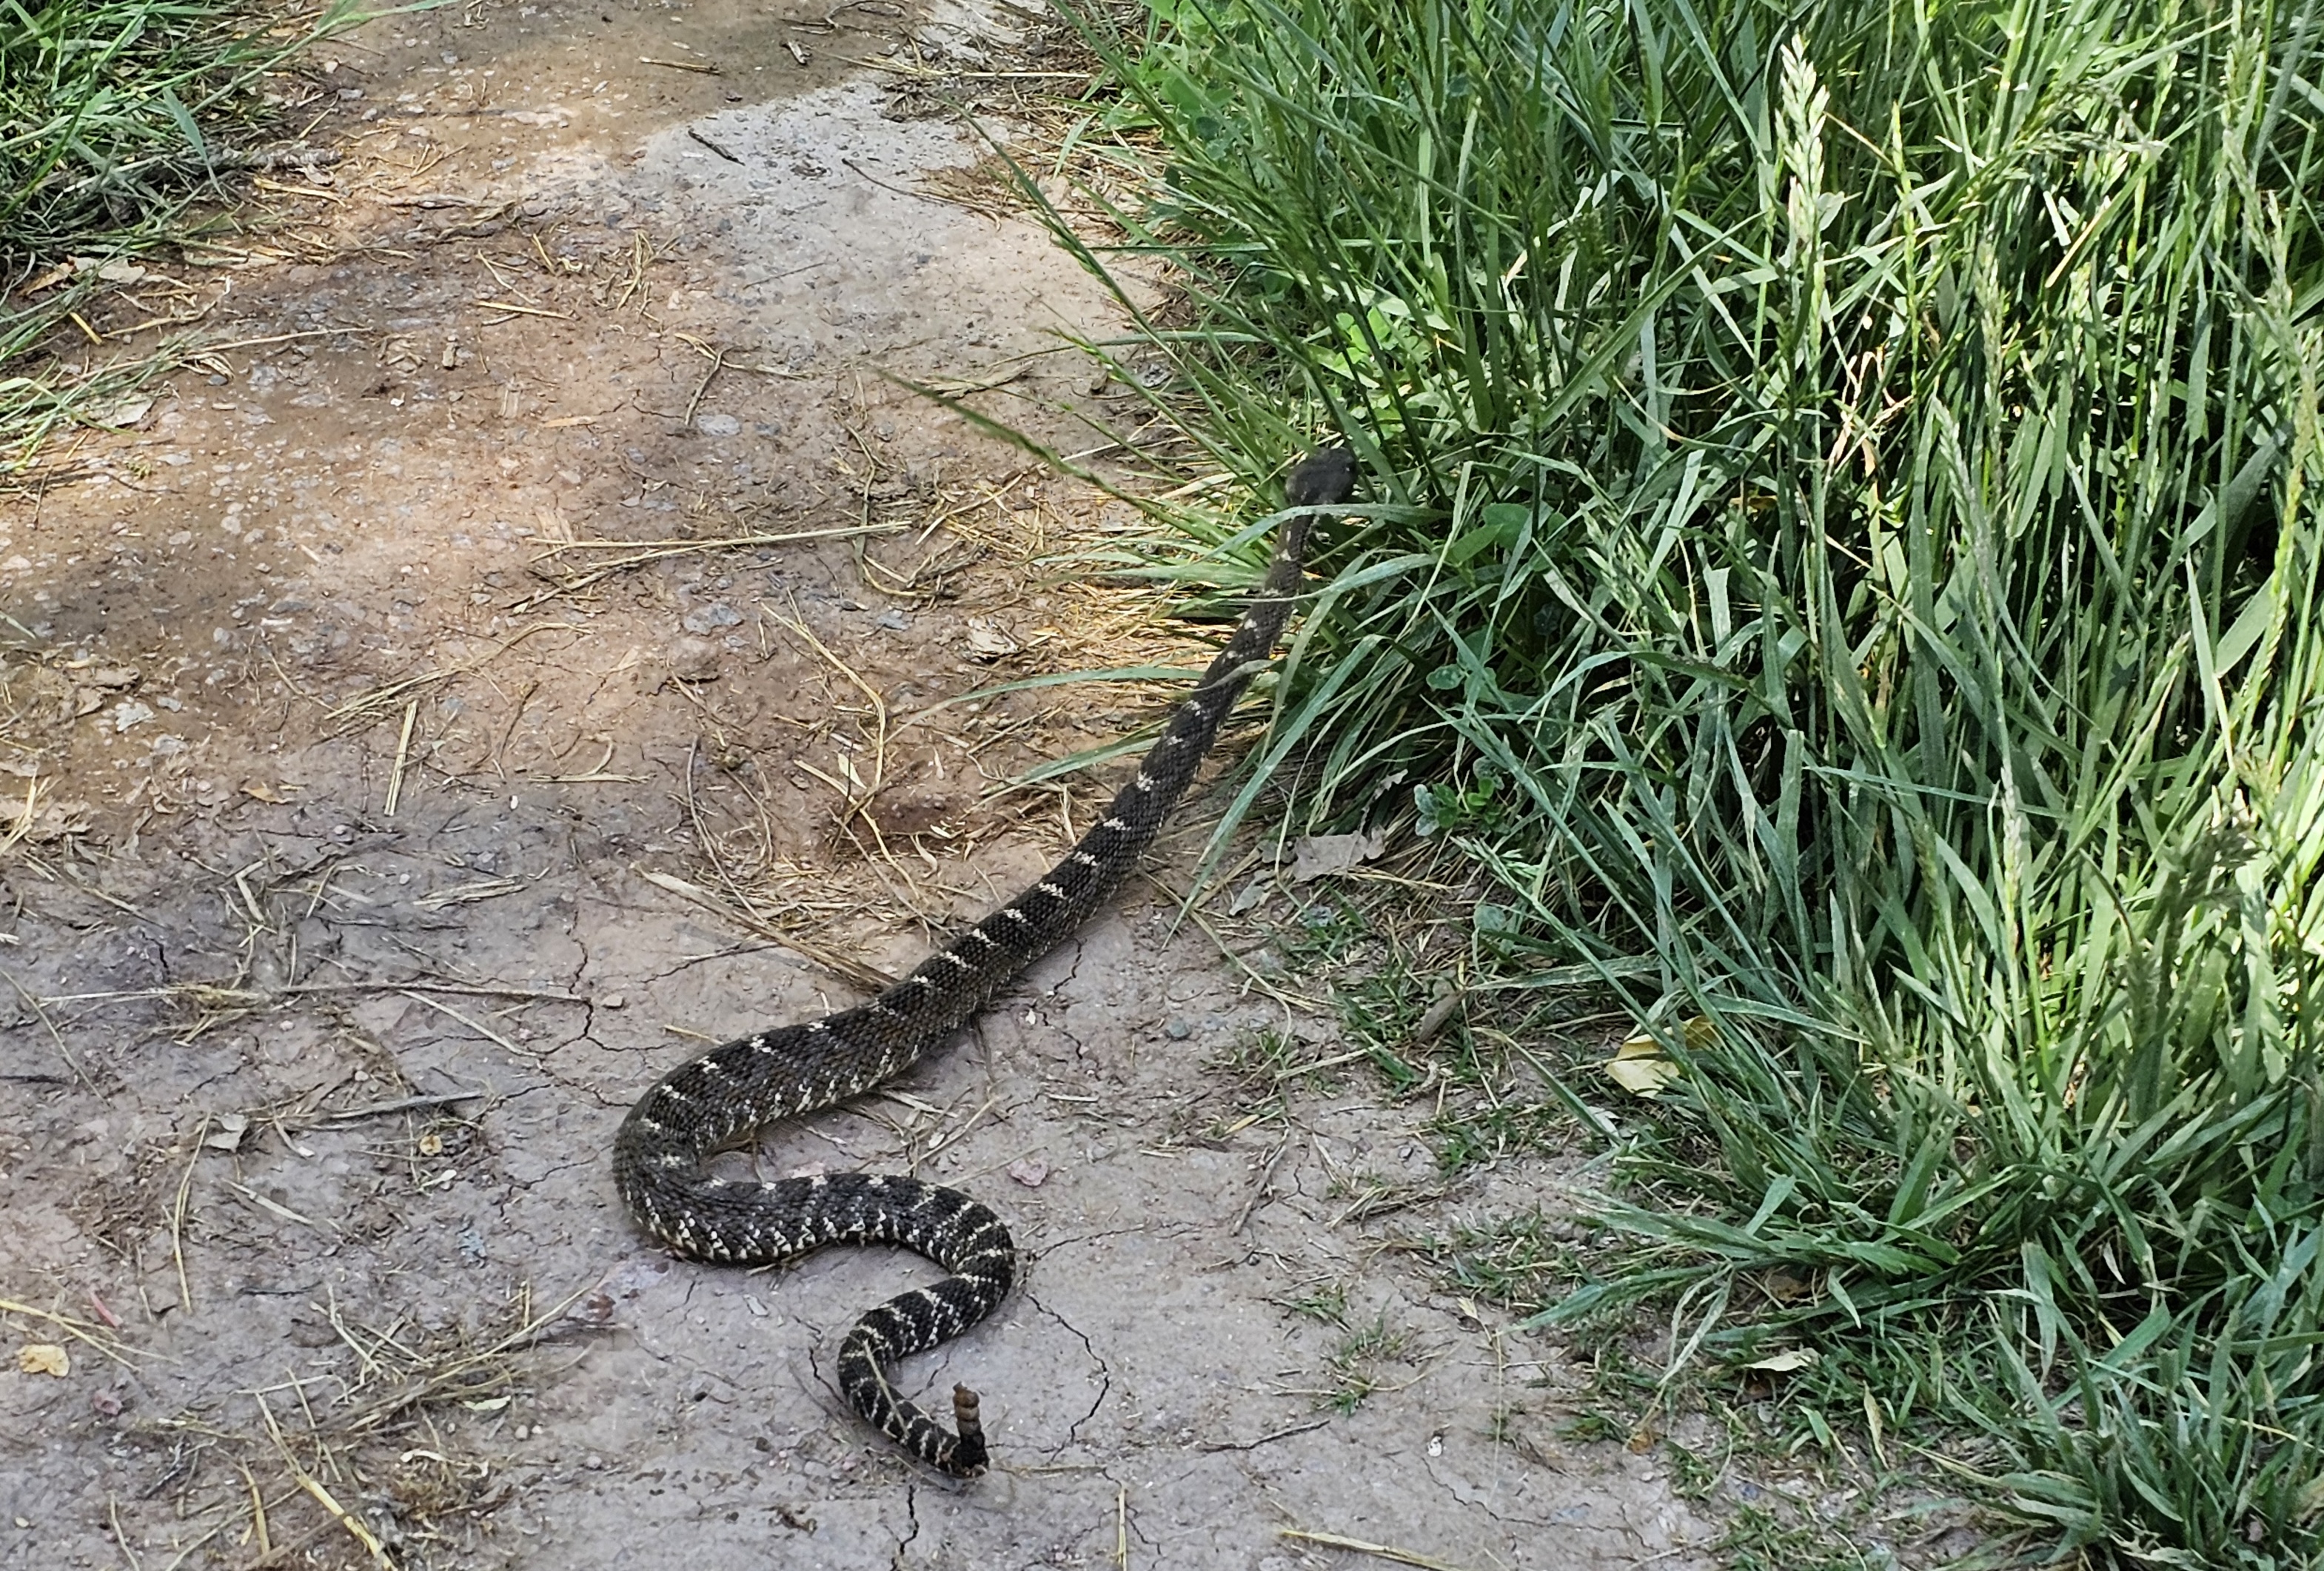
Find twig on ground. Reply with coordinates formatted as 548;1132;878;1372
1198;1416;1331;1452
398;990;523;1055
1278;1528;1471;1571
384;700;416;815
508;524;897;614
171;1116;205;1314
0;964;94;1090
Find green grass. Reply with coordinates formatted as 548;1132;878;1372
1320;1311;1412;1413
1285;1278;1350;1324
1039;0;2324;1561
1;0;362;466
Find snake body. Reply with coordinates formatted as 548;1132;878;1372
614;449;1355;1476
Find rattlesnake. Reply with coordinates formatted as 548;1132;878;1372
613;448;1356;1476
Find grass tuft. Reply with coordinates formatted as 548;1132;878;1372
1047;0;2324;1558
1;0;362;466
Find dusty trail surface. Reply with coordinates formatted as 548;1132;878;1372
0;2;1715;1565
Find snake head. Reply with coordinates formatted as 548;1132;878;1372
1285;446;1356;509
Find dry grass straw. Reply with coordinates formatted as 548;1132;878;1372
254;1396;396;1570
0;959;95;1088
122;1282;599;1571
168;1117;203;1313
383;700;417;816
0;1295;144;1373
639;438;1232;989
505;522;903;614
632;864;897;994
323;621;587;736
1278;1527;1474;1571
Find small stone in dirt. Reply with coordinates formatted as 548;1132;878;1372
600;992;626;1009
1164;1016;1193;1040
666;637;723;682
1006;1159;1049;1188
110;700;154;732
680;603;740;635
89;1390;122;1418
90;397;153;429
695;412;740;438
876;609;909;632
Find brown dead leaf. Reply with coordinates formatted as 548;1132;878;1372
963;617;1019;660
1289;829;1387;882
1762;1267;1812;1305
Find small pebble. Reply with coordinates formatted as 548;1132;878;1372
666;637;722;682
1164;1017;1193;1040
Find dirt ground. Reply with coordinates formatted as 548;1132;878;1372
1;2;1731;1565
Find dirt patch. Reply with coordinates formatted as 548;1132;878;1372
1;2;1721;1566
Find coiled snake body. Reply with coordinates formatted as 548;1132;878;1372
614;449;1355;1476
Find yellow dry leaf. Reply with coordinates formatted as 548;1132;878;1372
1603;1050;1681;1097
18;1344;69;1377
1603;1016;1722;1098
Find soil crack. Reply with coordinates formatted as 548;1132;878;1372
1022;1286;1110;1451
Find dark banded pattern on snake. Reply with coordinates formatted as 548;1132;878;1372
613;447;1356;1477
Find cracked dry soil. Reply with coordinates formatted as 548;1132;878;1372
1;2;1715;1566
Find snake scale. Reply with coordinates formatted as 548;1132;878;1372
614;447;1356;1477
